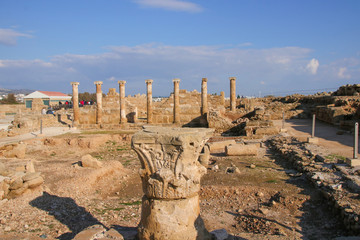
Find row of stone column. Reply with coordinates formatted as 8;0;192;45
71;77;237;125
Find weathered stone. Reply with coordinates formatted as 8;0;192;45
307;137;319;144
208;140;236;153
255;127;280;135
198;145;210;166
0;190;4;200
8;182;28;198
104;228;125;239
139;195;211;240
0;162;5;175
26;176;44;188
25;160;35;173
22;172;41;182
73;224;106;240
132;126;213;240
9;177;24;190
225;144;258;156
3;143;26;159
81;154;103;169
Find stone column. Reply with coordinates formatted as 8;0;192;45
118;80;127;124
201;78;208;115
71;82;80;125
94;81;103;125
132;126;214;240
230;77;236;112
173;78;180;124
220;91;225;106
145;79;153;124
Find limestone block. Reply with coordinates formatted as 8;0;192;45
255;126;280;135
22;172;41;182
138;195;212;240
81;154;103;169
208;140;236;153
198;145;210;166
103;228;125;239
0;162;6;176
0;190;4;200
73;224;106;240
346;158;360;167
25;176;44;188
25;160;35;173
8;182;28;198
225;144;258;156
307;137;319;144
9;177;24;190
4;143;27;159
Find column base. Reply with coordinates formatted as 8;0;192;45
138;195;212;240
307;137;319;144
346;158;360;167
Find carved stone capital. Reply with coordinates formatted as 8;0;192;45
132;126;213;199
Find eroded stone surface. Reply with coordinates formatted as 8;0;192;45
132;126;213;200
132;126;214;240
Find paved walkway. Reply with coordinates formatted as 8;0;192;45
0;127;81;147
274;119;359;158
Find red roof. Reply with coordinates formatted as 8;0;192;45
38;91;69;97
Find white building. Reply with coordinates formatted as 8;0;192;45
23;91;72;108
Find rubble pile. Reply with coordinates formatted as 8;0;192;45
0;160;44;201
267;136;360;235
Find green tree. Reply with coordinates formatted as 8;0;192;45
0;94;18;104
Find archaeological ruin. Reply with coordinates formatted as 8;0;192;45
0;81;359;239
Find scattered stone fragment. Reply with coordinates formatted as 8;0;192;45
81;154;103;169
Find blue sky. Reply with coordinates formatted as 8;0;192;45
0;0;359;97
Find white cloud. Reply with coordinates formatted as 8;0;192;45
0;44;357;96
306;58;319;74
0;28;32;46
133;0;203;12
338;67;351;79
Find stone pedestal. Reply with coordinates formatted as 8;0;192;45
307;137;319;144
173;79;180;124
346;158;360;167
229;77;236;112
132;126;214;240
71;82;80;125
94;81;103;125
118;80;127;124
145;79;153;124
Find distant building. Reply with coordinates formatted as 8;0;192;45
15;94;25;102
23;91;72;108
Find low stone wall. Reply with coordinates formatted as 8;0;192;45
267;136;360;235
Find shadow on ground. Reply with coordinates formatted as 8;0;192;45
29;192;136;240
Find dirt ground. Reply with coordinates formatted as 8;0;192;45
0;120;357;239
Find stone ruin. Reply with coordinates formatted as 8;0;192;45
132;126;214;239
0;160;44;201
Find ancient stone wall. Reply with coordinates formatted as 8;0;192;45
0;104;27;118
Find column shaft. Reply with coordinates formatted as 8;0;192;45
201;78;208;115
71;82;80;125
94;81;103;124
230;77;236;112
118;81;127;123
145;79;153;124
173;79;180;124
